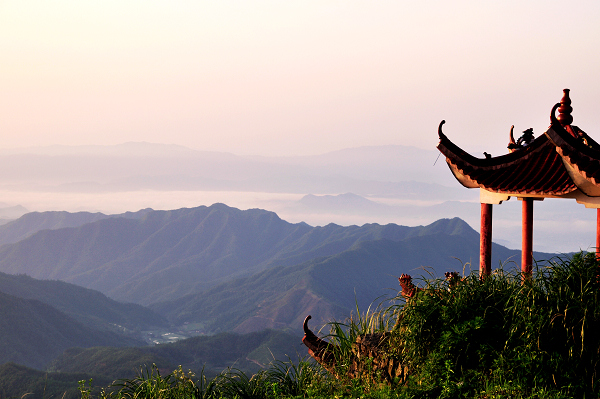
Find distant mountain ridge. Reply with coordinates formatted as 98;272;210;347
0;143;468;201
0;204;489;306
0;208;152;246
0;203;562;379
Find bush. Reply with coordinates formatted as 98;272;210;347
81;252;600;398
394;252;600;398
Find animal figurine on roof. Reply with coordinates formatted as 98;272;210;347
508;127;535;151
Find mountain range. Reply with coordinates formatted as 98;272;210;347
0;202;568;396
0;203;533;306
0;204;554;335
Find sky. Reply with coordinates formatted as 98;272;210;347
1;1;600;156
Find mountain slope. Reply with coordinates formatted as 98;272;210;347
0;362;112;399
48;329;301;380
0;291;143;370
151;229;546;334
0;271;167;332
0;205;482;305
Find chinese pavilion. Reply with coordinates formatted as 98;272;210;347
437;89;600;276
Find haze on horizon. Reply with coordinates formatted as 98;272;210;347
2;1;600;157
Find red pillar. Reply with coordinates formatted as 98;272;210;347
480;203;493;277
596;209;600;260
522;198;533;276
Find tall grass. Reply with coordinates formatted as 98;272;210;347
81;358;332;399
81;252;600;398
394;252;600;398
325;298;399;378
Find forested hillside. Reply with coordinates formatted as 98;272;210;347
152;225;545;334
0;291;143;369
0;204;529;306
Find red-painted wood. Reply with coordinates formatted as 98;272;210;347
596;209;600;260
480;203;493;277
558;89;573;127
522;198;534;276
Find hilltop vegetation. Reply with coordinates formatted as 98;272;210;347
82;252;600;398
0;205;573;398
0;329;300;398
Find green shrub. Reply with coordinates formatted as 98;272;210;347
82;252;600;398
395;252;600;398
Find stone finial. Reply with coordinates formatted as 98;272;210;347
557;89;573;126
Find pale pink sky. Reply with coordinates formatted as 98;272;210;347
1;1;600;156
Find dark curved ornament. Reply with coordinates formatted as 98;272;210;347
438;120;446;140
301;315;337;371
507;125;517;152
303;314;312;335
509;125;515;144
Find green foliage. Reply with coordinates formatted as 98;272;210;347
74;252;600;399
0;362;111;399
325;298;398;379
92;359;328;399
394;252;600;398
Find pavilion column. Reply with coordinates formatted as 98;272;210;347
522;198;534;276
597;209;600;260
480;203;493;277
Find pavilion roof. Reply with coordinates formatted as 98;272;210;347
437;89;600;198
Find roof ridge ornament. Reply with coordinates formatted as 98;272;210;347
438;120;446;140
557;88;573;126
508;126;534;151
508;125;516;151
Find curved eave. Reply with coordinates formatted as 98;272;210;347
438;127;549;170
437;126;577;196
546;122;600;196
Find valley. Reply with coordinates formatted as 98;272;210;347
0;146;588;396
0;204;559;366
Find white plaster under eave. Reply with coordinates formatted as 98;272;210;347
560;160;600;197
480;190;510;204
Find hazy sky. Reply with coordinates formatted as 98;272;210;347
2;1;600;156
